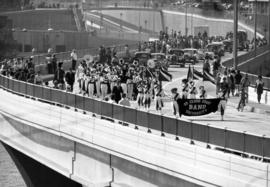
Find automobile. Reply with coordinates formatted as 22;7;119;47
133;51;152;66
205;42;225;57
238;30;248;51
182;48;200;65
222;40;233;53
166;48;185;67
150;53;169;69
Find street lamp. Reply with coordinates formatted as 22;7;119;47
144;20;148;31
233;0;239;70
185;0;188;36
120;12;123;32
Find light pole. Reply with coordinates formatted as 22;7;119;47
185;0;188;36
268;0;270;43
120;12;123;32
191;0;194;36
233;0;239;70
254;0;257;56
144;20;148;31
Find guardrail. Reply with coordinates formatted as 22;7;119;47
1;74;270;159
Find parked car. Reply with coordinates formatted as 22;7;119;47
222;40;233;53
183;48;200;65
151;53;169;69
205;42;225;57
133;51;152;66
167;48;185;67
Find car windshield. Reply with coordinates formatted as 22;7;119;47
207;44;223;51
135;53;151;59
169;50;184;56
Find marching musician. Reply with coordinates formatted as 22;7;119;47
100;73;109;99
143;83;151;110
155;85;164;112
171;88;180;116
76;61;85;94
181;79;189;99
189;81;198;99
137;82;144;108
88;73;96;97
199;86;207;99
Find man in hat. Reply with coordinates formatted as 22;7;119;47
171;88;180;116
54;62;65;89
199;86;207;99
71;49;78;71
189;81;197;99
100;73;109;99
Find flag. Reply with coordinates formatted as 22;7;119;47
203;71;216;84
187;65;193;81
193;68;203;80
140;68;155;78
159;67;172;82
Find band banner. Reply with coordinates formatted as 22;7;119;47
177;98;221;116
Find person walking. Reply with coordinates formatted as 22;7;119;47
255;75;264;104
71;49;78;71
235;70;242;95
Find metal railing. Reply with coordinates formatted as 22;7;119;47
1;74;270;159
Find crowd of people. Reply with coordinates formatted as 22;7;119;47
0;29;267;120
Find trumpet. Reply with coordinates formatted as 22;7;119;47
133;60;139;66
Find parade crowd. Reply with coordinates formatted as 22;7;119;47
0;29;267;119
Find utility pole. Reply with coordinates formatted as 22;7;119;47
233;0;239;70
254;0;257;56
185;0;188;36
268;0;270;43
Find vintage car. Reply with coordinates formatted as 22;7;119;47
133;51;152;66
150;53;170;69
205;42;225;57
166;48;185;67
183;48;203;64
222;40;233;53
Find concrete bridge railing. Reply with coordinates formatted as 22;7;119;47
1;74;270;160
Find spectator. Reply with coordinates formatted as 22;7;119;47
65;68;75;92
34;71;43;85
255;75;264;104
119;93;131;107
71;49;78;71
54;62;65;89
171;88;180;116
235;70;242;95
51;54;57;74
240;73;250;93
203;56;210;74
212;55;220;78
112;81;123;103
